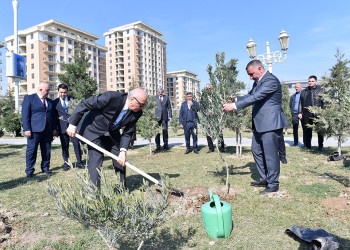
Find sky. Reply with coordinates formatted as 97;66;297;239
1;0;350;95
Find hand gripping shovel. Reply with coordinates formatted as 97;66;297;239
76;134;184;196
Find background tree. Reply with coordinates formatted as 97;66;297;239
281;83;292;134
58;51;98;100
309;49;350;156
137;98;160;155
198;52;241;192
0;94;22;137
171;110;179;135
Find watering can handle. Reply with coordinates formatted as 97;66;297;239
213;195;225;238
209;190;213;201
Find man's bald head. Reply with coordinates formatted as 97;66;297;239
295;82;302;93
38;82;50;98
128;88;148;112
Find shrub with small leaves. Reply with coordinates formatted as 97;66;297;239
47;168;170;249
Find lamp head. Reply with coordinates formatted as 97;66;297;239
246;38;257;59
278;30;290;51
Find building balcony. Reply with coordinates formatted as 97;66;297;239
43;48;55;54
43;57;56;63
42;38;56;45
18;41;26;47
98;52;106;58
43;77;56;83
42;67;56;73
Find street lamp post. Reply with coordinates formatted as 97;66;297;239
12;0;20;112
246;30;290;73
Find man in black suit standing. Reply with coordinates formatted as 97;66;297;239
54;84;84;171
21;82;57;177
153;87;172;151
289;82;302;146
223;60;289;194
66;88;147;189
179;92;200;154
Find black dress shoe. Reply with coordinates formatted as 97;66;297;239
185;149;191;154
206;149;214;153
318;146;323;151
26;173;34;178
193;149;199;154
250;180;268;187
63;164;70;171
76;163;85;169
219;148;226;153
292;143;298;146
280;157;288;164
155;147;161;152
43;170;52;175
164;146;170;150
260;186;279;195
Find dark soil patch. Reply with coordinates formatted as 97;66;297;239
0;208;17;247
169;186;239;217
322;188;350;212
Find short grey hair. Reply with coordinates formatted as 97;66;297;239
157;87;164;91
246;60;264;70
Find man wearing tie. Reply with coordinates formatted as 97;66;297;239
179;92;200;154
54;84;84;171
66;88;147;189
21;82;57;177
289;82;302;146
223;60;289;194
153;87;172;151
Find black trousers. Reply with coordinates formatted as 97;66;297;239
292;113;300;145
155;119;169;148
87;135;126;189
302;113;324;148
206;134;224;151
184;121;198;150
59;133;83;165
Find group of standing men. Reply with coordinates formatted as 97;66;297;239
290;75;324;150
21;59;324;195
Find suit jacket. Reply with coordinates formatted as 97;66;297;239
21;93;56;133
153;95;172;122
235;71;289;133
69;91;143;149
289;92;301;116
54;96;74;134
299;85;324;115
179;100;200;127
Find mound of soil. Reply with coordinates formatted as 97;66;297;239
322;187;350;212
169;186;239;217
0;209;17;247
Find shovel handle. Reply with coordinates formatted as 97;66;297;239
75;134;162;186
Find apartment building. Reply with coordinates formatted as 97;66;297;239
104;21;167;96
5;19;107;99
166;70;201;110
0;41;3;94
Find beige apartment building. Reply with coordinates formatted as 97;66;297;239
5;19;107;99
104;21;167;96
166;70;201;110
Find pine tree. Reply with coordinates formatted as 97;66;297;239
137;98;160;155
58;51;98;100
308;49;350;155
198;52;242;191
171;110;179;135
281;83;292;135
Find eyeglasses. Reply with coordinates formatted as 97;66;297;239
133;97;146;107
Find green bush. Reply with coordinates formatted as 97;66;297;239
47;168;171;249
1;112;22;136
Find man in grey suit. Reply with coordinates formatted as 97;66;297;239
289;82;302;146
66;88;147;189
223;60;289;195
153;87;172;151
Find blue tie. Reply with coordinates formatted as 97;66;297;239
110;109;129;130
62;99;68;113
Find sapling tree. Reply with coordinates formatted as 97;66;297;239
281;83;292;135
47;168;170;249
137;98;160;155
171;110;179;135
198;52;241;191
308;49;350;156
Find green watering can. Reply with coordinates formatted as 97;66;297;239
201;191;232;239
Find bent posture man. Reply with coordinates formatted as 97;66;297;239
223;60;288;194
54;84;84;171
22;82;57;177
67;89;147;188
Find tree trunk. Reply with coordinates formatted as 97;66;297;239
216;144;229;193
338;136;342;156
149;140;152;155
239;132;242;156
235;128;239;157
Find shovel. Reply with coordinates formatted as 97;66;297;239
76;134;184;196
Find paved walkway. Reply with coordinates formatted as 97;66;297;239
1;136;349;148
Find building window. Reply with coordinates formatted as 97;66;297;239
109;47;112;51
127;43;130;47
127;37;130;40
94;64;96;69
128;56;130;60
128;63;130;66
32;83;35;89
110;60;112;63
88;46;91;51
31;54;34;59
128;69;131;73
60;56;64;61
60;37;64;42
71;33;75;36
94;72;97;77
109;41;112;45
31;44;34;49
31;73;34;79
110;78;113;82
68;48;72;54
69;58;72;63
48;35;53;42
88;54;91;59
68;39;72;45
31;34;33;39
110;66;112;69
60;46;64;52
110;72;112;76
93;48;96;52
127;50;130;53
57;28;61;31
31;63;34;69
48;45;53;52
128;76;131;79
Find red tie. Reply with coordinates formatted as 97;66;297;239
160;96;163;105
42;98;49;124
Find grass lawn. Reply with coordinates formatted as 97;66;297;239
0;142;350;249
